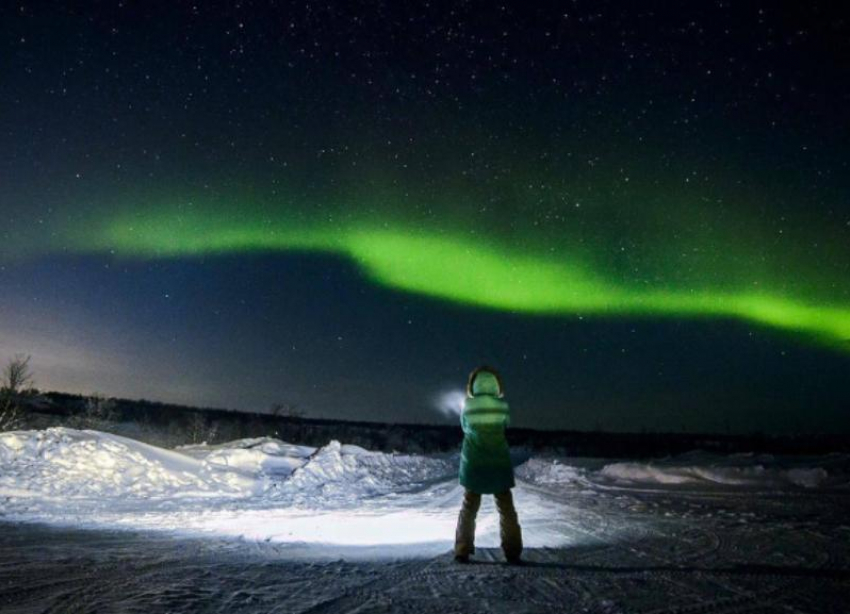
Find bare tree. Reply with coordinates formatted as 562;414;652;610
269;402;305;419
68;392;117;429
187;412;218;445
0;354;34;431
85;393;117;422
0;395;20;431
1;354;33;395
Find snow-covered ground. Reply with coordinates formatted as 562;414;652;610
1;428;849;613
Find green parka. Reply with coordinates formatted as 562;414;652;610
459;370;515;494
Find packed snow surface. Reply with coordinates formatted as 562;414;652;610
3;429;849;614
1;428;847;557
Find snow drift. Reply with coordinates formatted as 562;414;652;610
2;428;847;556
520;451;849;490
596;450;850;489
0;428;256;502
178;437;316;479
0;428;455;509
0;428;461;554
2;429;846;514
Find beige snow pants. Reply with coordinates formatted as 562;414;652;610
454;490;523;560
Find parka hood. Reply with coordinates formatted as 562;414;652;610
470;370;502;397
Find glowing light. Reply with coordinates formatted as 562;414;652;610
434;389;467;418
41;203;850;351
98;487;586;557
195;509;458;547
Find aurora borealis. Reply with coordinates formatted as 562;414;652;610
65;202;850;348
2;2;849;432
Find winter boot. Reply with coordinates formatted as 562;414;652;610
495;490;523;563
454;490;482;559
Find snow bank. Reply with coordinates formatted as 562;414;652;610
518;451;848;490
270;440;456;507
596;450;850;489
0;429;462;551
517;450;849;490
3;428;847;554
0;428;455;517
0;428;257;503
178;437;316;479
517;458;594;487
4;429;845;517
0;429;311;514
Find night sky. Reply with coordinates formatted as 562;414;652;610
2;2;849;433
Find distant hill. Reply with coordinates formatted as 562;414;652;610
15;391;850;457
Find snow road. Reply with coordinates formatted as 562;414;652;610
1;428;849;613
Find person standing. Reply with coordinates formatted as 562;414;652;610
454;365;523;564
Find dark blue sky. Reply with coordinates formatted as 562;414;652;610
1;1;849;432
2;252;847;432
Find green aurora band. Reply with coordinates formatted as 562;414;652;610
63;204;850;351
